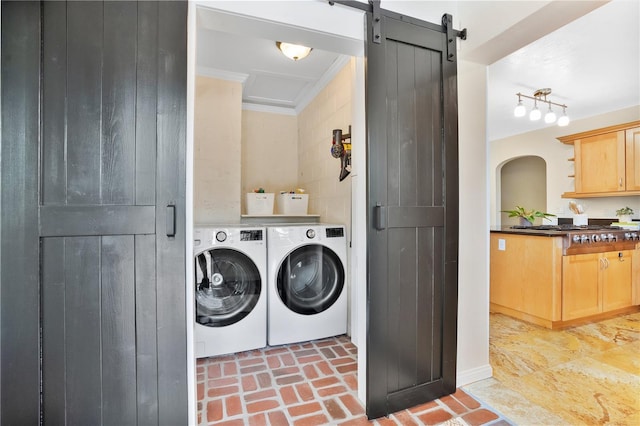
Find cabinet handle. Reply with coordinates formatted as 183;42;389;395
604;257;610;269
599;258;605;269
619;178;623;188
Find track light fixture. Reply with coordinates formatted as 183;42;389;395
514;88;569;127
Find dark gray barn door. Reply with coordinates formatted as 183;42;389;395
1;1;188;424
365;9;459;419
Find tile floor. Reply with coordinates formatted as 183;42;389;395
197;335;510;425
464;311;640;425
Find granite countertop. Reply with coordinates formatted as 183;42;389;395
490;227;569;237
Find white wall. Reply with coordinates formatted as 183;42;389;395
297;62;352;225
456;59;493;385
490;106;640;226
193;76;243;224
241;110;299;212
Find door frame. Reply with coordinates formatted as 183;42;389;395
189;0;369;405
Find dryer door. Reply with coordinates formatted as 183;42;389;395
277;245;345;315
195;248;261;327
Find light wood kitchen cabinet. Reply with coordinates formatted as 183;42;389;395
626;127;640;191
562;250;633;321
559;121;640;198
490;233;563;326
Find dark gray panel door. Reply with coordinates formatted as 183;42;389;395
1;1;188;424
366;10;459;419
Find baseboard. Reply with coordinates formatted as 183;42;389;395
457;364;493;387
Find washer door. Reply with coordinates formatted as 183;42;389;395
195;248;261;327
277;244;344;315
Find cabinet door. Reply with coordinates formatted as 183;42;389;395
626;127;640;191
562;253;600;320
574;131;625;193
601;250;633;312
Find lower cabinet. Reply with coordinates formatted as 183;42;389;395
562;250;633;320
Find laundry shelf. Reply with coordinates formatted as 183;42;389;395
241;214;320;225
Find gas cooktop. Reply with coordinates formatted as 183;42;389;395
508;223;639;255
510;224;622;231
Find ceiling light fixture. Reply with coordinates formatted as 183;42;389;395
514;88;569;127
276;41;312;61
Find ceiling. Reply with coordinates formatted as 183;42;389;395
196;0;639;137
487;0;639;141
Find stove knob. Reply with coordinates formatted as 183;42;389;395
600;234;608;242
632;232;639;241
607;233;616;242
624;232;632;241
572;235;581;243
592;234;600;242
580;234;589;244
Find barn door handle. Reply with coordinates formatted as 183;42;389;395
166;204;176;237
374;203;386;230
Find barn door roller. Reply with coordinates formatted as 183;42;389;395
443;13;467;62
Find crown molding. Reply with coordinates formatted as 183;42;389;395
196;66;249;85
241;103;297;116
295;55;351;114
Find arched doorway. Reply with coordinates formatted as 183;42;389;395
499;156;547;226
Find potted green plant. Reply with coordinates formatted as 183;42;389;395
501;205;556;226
615;206;634;223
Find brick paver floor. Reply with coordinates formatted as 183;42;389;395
197;335;511;425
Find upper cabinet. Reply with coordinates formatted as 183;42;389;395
559;121;640;198
626;126;640;191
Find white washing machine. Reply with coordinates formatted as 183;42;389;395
193;226;267;358
267;224;347;346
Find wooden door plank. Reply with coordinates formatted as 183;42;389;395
397;42;418;208
136;1;159;206
65;237;103;425
386;228;402;393
42;1;68;204
386;40;400;207
0;2;42;423
102;1;137;204
135;234;160;424
42;237;67;424
101;235;137;425
396;228;419;391
67;1;103;204
416;227;435;382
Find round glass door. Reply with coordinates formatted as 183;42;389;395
277;245;344;315
195;248;261;327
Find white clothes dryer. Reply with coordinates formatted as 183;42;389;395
193;226;267;358
267;224;347;346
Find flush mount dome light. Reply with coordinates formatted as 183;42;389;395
276;41;312;61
